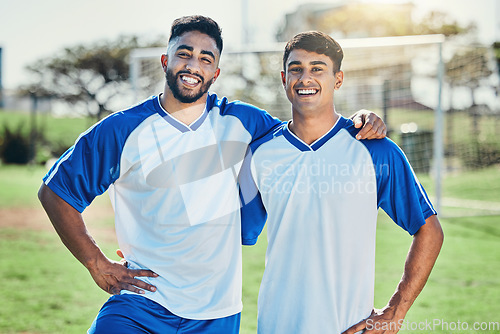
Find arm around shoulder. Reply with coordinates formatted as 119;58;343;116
349;109;387;140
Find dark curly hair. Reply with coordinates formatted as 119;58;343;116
283;31;343;73
169;15;223;54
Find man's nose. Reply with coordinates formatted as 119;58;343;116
299;69;313;84
185;58;201;73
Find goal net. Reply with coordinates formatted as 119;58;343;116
130;34;500;217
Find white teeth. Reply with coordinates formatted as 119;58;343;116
181;76;199;84
298;89;317;95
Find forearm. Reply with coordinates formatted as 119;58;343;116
38;183;158;295
342;215;443;334
386;215;444;318
38;183;106;271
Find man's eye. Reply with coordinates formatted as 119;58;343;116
290;67;302;73
202;58;212;64
312;67;323;72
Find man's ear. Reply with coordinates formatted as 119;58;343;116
281;71;286;89
212;68;221;84
161;54;168;72
334;71;344;90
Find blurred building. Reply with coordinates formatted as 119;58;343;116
0;47;3;108
276;1;415;42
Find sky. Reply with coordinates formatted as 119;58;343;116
0;0;497;89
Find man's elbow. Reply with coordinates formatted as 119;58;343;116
421;214;444;248
38;183;47;203
38;183;55;209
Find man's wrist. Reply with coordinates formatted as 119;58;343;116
82;248;107;273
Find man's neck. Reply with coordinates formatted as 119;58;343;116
289;109;339;145
160;90;207;126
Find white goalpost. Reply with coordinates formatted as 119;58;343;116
130;34;446;212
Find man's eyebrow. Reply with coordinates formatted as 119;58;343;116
287;60;328;68
201;50;216;59
176;45;216;59
176;44;193;52
287;60;302;67
310;60;328;66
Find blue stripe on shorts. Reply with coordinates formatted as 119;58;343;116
88;294;241;334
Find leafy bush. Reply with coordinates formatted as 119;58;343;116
0;123;31;164
455;140;500;169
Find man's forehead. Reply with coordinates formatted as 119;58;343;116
168;31;220;57
287;49;331;65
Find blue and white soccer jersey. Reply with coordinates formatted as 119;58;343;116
242;116;436;334
43;92;281;320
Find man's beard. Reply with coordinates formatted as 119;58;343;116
166;69;213;104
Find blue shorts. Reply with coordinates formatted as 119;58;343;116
88;294;241;334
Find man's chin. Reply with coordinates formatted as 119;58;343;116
174;92;205;104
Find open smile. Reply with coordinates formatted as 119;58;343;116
179;73;203;87
296;88;319;96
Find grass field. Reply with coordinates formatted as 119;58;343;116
0;165;499;333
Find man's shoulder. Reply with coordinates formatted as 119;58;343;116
359;136;403;159
207;92;283;139
98;96;158;128
207;92;268;116
249;123;286;152
77;96;159;148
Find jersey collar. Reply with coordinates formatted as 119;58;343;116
154;95;209;133
282;116;348;152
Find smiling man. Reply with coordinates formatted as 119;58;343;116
38;17;387;334
241;31;444;334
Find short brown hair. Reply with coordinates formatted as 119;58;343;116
283;31;343;72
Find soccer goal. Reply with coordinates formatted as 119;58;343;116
130;34;448;212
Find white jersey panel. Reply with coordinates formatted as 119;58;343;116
252;128;377;333
111;105;252;319
43;93;282;320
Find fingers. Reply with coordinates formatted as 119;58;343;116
120;268;158;293
342;319;367;334
105;269;158;295
91;259;159;295
130;268;159;278
116;249;127;267
108;278;155;295
121;274;158;294
352;114;364;129
356;115;387;140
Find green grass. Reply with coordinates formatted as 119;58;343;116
0;229;111;334
386;108;499;144
0;165;499;333
0;165;47;208
374;213;500;333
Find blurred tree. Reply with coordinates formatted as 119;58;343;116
277;3;476;42
446;48;492;106
317;3;415;38
445;47;493;139
414;11;476;37
493;42;500;77
22;35;164;120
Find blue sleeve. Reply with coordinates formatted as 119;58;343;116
240;192;267;246
214;94;284;142
362;138;437;235
238;146;268;246
43;112;130;212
